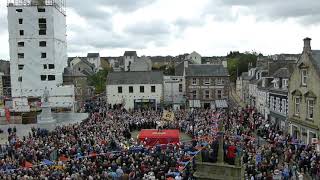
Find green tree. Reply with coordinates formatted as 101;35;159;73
227;52;259;82
88;67;110;94
152;64;175;75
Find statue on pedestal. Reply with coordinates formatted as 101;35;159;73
37;87;56;130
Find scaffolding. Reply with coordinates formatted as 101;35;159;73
7;0;66;15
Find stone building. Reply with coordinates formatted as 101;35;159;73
106;71;163;110
288;38;320;144
185;62;230;109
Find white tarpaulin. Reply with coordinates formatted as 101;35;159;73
215;100;228;108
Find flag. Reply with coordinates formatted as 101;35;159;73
89;152;97;157
162;110;174;121
50;150;57;161
5;108;10;122
24;161;33;168
42;159;54;166
59;155;69;162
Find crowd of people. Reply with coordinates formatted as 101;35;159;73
0;99;318;179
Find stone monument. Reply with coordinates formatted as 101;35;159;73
37;87;56;130
193;117;245;180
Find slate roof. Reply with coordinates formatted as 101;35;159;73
272;67;290;78
185;64;229;77
87;53;100;58
124;51;137;57
311;50;320;75
63;67;86;77
107;71;163;85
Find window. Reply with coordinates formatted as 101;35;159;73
38;18;47;24
48;75;55;81
217;90;222;99
18;64;24;70
129;86;133;93
274;79;279;89
282;79;288;89
275;97;280;112
192;90;197;99
179;84;182;92
39;30;46;35
18;76;22;82
43;64;47;69
18;53;24;58
301;69;307;86
41;53;46;58
294;97;301;115
204;90;210;99
39;41;46;47
151;86;156;93
38;8;45;12
118;86;122;93
16;9;23;12
19;30;24;35
204;78;210;85
270;97;275;111
281;99;287;114
18;42;24;47
192;78;197;85
216;78;223;85
41;75;47;81
18;18;23;24
307;99;314;119
140;86;144;93
48;64;55;69
39;23;47;29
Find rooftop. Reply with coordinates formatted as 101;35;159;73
186;64;229;77
107;71;163;85
7;0;66;15
124;51;137;57
87;53;100;58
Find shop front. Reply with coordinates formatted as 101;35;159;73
134;99;156;110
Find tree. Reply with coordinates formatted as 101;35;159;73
152;64;175;75
227;52;259;82
88;67;110;94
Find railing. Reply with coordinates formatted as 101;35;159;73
7;0;66;15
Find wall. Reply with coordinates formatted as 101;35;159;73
7;5;74;112
163;76;185;105
106;84;163;110
288;54;320;143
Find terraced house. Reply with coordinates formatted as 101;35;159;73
288;38;320;144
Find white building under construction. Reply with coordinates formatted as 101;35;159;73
7;0;75;112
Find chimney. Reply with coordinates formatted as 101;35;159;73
303;37;312;52
184;60;189;68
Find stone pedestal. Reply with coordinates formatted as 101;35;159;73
37;102;56;130
193;159;244;180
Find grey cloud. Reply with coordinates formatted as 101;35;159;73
217;0;320;24
124;21;171;36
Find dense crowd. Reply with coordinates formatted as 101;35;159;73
0;99;318;179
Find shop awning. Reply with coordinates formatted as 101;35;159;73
215;100;228;108
189;100;201;108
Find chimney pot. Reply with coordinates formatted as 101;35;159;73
303;37;311;52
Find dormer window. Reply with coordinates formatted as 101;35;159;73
282;79;288;89
273;78;279;89
301;69;307;86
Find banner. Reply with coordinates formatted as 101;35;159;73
162;110;175;121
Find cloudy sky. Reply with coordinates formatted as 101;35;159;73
0;0;320;59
